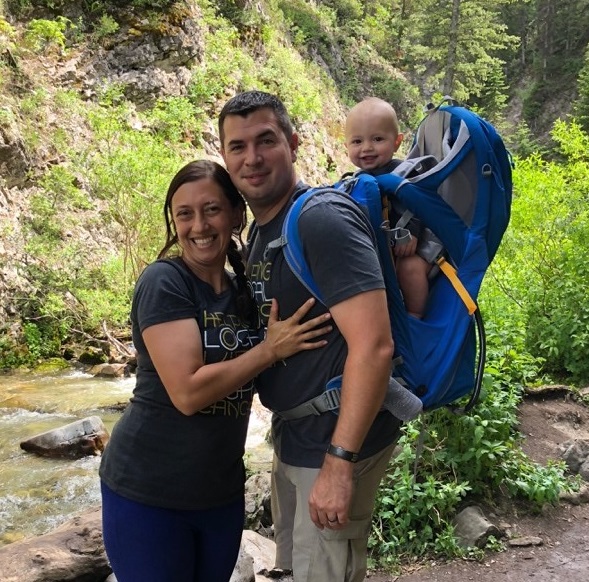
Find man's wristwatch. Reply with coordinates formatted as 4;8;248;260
326;443;359;463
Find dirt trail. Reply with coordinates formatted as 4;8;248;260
367;392;589;582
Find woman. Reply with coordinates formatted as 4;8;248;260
99;160;331;582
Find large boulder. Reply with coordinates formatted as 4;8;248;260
244;472;272;532
232;530;278;582
20;416;109;458
0;506;280;582
0;507;110;582
453;505;502;548
82;3;206;110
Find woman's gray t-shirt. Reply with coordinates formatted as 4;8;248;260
99;258;263;510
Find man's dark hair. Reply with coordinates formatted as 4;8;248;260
218;91;294;145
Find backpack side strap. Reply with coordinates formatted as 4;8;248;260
274;367;423;422
274;378;343;421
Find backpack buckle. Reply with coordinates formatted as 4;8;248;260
322;387;342;411
263;235;286;261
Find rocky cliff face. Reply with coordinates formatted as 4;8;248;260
0;2;350;352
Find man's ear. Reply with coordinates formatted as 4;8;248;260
290;132;299;162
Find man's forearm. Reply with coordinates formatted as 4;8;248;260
328;346;392;454
326;288;394;455
308;334;392;529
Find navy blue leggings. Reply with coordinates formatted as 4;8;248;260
101;481;245;582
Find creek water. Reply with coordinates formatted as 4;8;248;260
0;369;272;547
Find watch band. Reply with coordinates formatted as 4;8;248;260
326;443;359;463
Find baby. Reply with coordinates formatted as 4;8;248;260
345;97;435;318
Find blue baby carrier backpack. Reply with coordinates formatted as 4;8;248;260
273;97;512;418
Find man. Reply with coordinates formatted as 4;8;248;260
219;91;401;582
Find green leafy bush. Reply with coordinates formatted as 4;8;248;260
277;0;335;46
145;96;204;143
369;364;576;568
188;5;255;105
258;43;325;123
0;16;16;49
93;13;119;39
370;424;470;566
85;99;189;279
0;334;24;369
489;120;589;383
574;47;589;132
22;321;59;360
24;16;71;53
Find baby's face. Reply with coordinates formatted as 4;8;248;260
345;108;401;171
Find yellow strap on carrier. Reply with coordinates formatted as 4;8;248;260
436;256;477;315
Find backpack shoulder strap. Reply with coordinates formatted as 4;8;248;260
245;219;258;260
267;176;424;422
279;187;328;302
265;182;356;304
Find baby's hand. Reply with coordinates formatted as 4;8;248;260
394;235;417;257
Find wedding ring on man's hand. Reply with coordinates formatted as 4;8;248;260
327;518;337;523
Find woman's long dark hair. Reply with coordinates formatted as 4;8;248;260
158;160;258;327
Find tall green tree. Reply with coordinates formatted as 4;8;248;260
400;0;518;113
442;0;462;96
534;0;589;76
573;44;589;132
499;0;534;67
501;0;589;130
502;0;589;80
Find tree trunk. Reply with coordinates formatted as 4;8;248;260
443;0;461;96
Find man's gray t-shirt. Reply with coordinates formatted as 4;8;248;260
247;189;401;468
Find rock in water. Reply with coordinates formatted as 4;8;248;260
20;416;109;458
